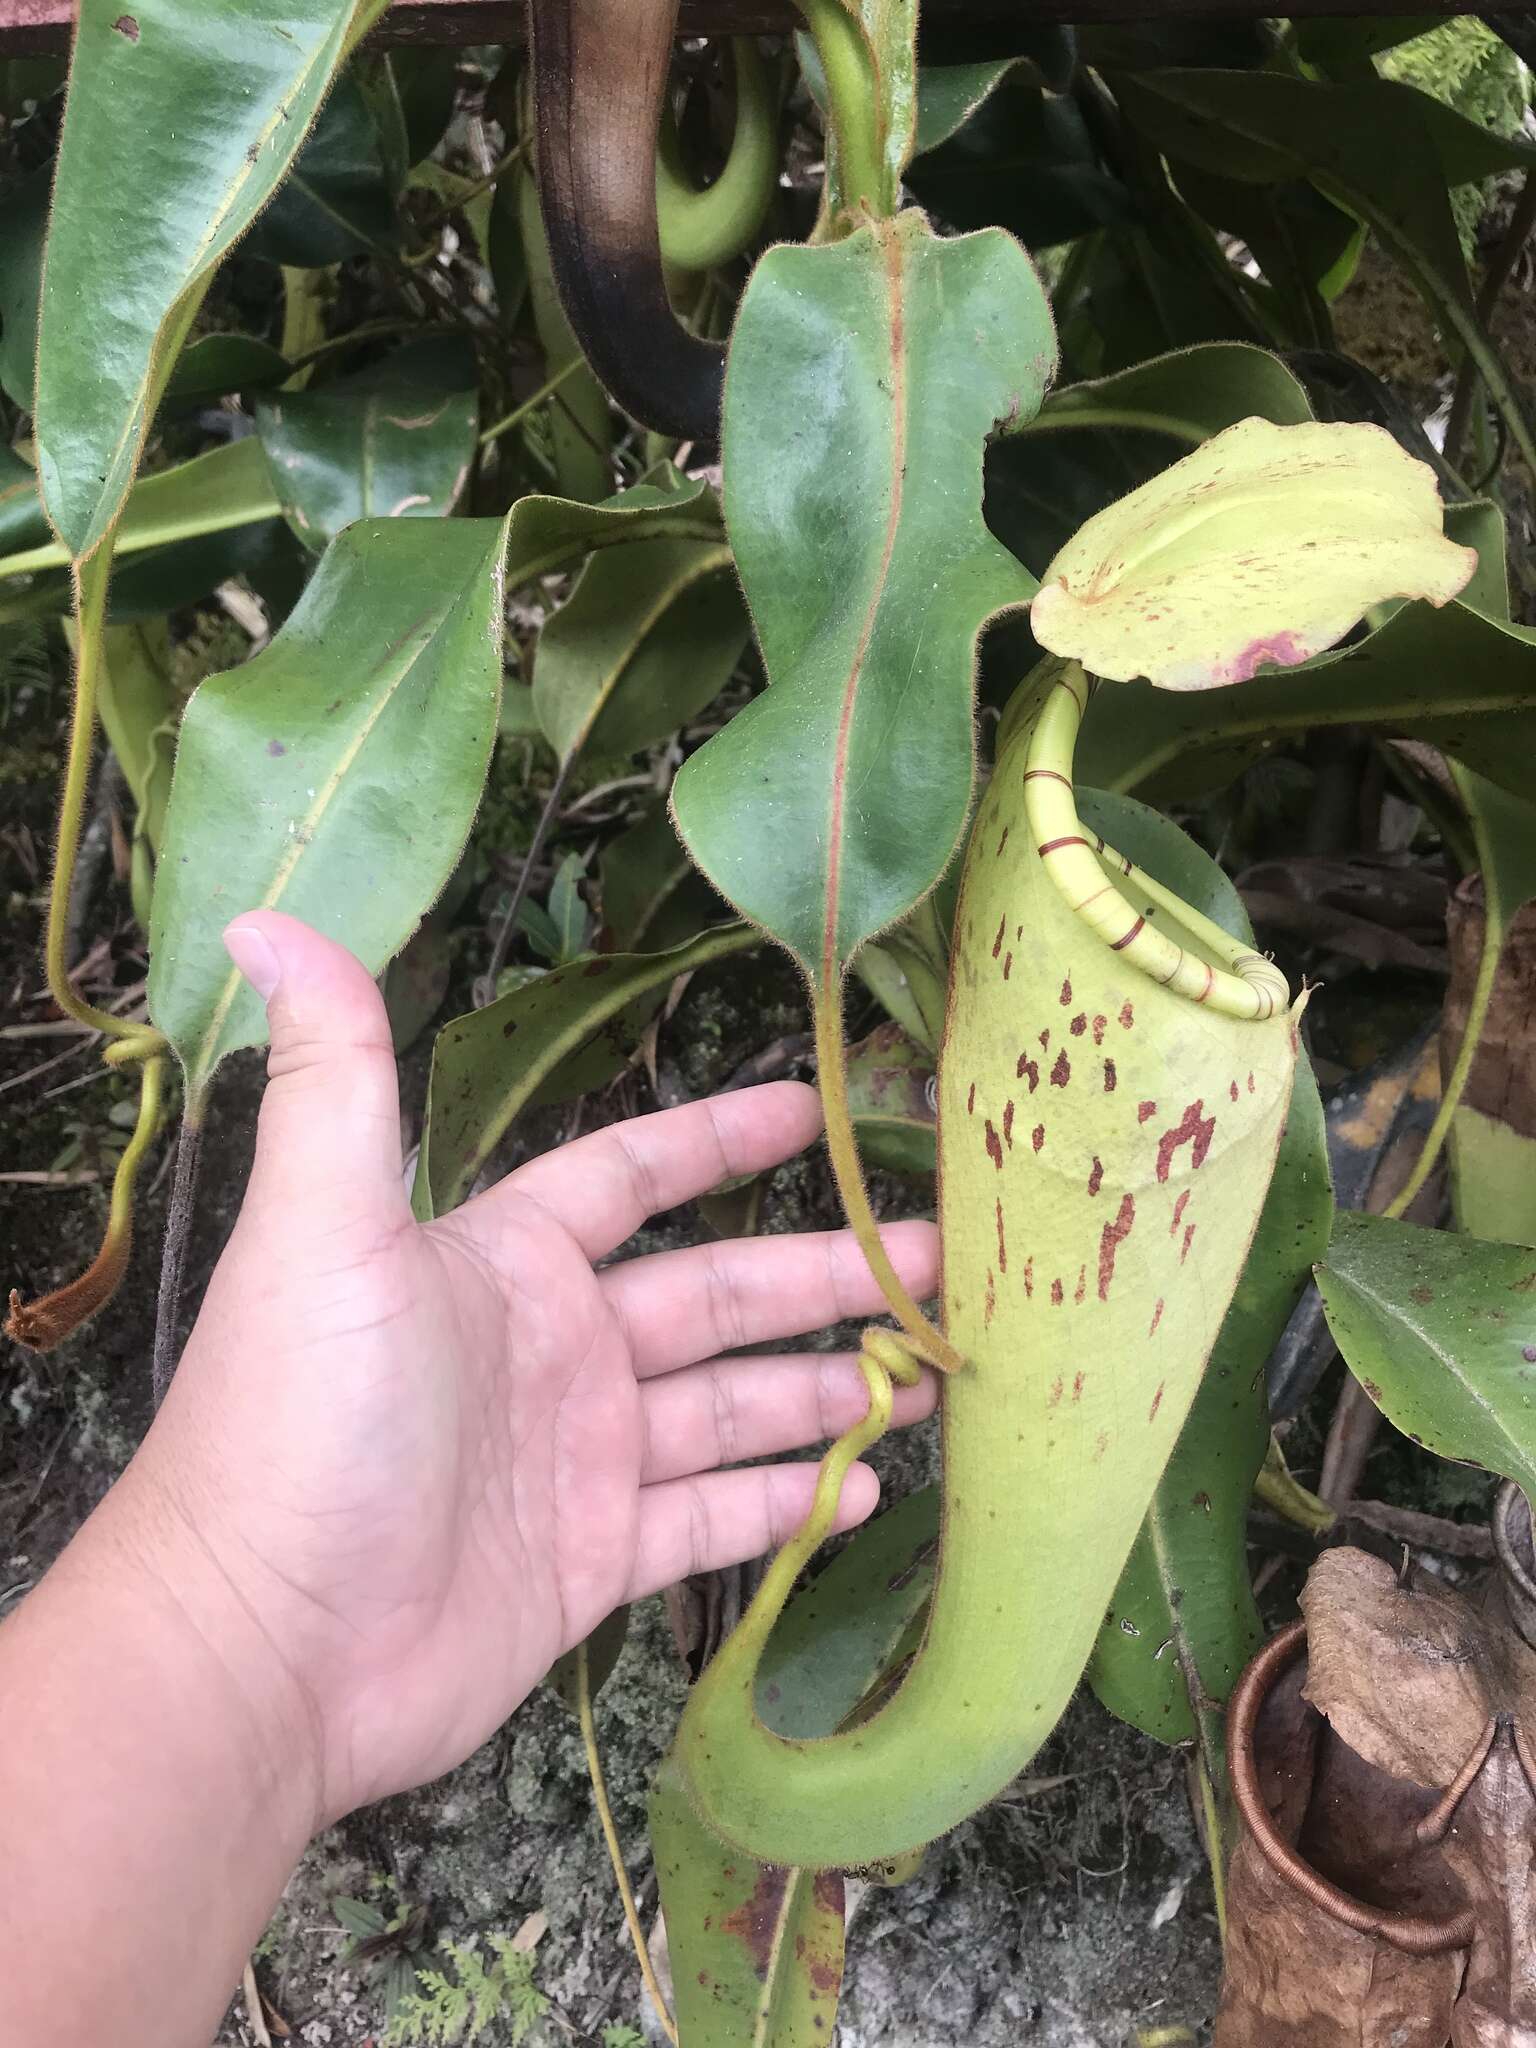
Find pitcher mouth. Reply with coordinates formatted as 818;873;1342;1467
1228;1617;1481;1957
1021;660;1292;1023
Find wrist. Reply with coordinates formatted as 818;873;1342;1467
68;1456;328;1852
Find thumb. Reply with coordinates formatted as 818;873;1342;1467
223;910;404;1222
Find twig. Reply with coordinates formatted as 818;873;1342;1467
241;1959;273;2048
0;1037;99;1095
0;1170;101;1186
717;1031;815;1094
474;758;576;1005
1344;1498;1496;1561
152;1117;203;1405
479;356;586;449
1445;169;1536;473
574;1643;679;2048
0;1019;102;1040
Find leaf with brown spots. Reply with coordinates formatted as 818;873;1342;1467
1318;1211;1536;1500
410;925;757;1218
655;1491;939;2044
651;1762;845;2048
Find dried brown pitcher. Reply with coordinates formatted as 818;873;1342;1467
1216;1538;1536;2047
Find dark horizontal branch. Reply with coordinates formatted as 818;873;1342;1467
0;0;1527;55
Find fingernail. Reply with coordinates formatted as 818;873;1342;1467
223;923;282;1001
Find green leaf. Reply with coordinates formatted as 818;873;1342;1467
599;803;723;954
504;474;723;589
412;925;757;1219
333;1895;391;1941
1317;1211;1536;1494
149;514;508;1104
545;1605;630;1713
1441;763;1536;1243
1114;67;1536;475
907;73;1132;248
1076;551;1536;810
844;1021;937;1175
0;162;47;411
245;67;397;267
672;210;1052;986
0;435;284;587
33;0;387;562
256;337;479;552
94;618;178;858
532;533;744;769
394;46;458;166
652;1490;942;2045
546;851;589;965
756;1486;939;1737
1169;160;1363;331
650;1760;845;2048
912;60;1013;155
1031;339;1313;446
853;913;949;1051
0;446;49;561
487;167;529;328
517;166;614;505
163;333;291;409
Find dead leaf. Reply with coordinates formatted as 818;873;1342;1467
1301;1547;1536;1787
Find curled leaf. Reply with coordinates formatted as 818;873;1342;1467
1031;418;1475;691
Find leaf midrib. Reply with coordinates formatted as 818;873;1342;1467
50;4;363;550
819;219;910;990
188;594;459;1093
1327;1254;1536;1486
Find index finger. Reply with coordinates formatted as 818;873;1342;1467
464;1081;825;1262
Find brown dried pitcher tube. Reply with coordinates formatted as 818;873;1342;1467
1227;1619;1476;1955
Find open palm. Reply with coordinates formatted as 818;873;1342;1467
143;912;937;1824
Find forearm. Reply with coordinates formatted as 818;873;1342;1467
0;1466;321;2048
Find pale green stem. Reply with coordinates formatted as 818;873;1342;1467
478;355;586;448
1004;407;1209;445
1383;900;1501;1222
575;1642;679;2048
814;979;964;1374
1197;1758;1228;1947
1254;1438;1336;1535
800;0;886;219
45;546;149;1041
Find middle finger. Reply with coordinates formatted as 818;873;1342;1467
600;1218;940;1376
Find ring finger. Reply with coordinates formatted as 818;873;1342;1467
638;1350;938;1485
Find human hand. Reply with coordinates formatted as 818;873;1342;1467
117;911;938;1832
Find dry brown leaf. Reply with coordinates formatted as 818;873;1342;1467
1301;1547;1536;1786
